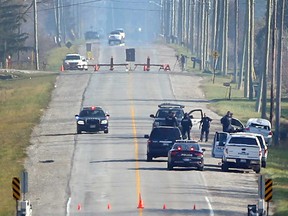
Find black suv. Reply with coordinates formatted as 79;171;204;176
145;126;182;161
149;103;185;128
75;106;109;134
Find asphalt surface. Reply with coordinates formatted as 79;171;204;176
25;42;259;216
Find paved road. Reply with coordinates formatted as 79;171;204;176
25;43;259;216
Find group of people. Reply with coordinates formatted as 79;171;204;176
164;111;212;142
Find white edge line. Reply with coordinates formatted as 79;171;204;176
66;197;71;216
205;196;214;216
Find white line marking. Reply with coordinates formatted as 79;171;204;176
66;197;71;216
205;196;214;216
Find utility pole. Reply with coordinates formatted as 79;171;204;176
274;0;285;145
233;0;239;83
33;0;39;70
270;0;277;125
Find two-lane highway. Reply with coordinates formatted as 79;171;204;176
26;43;258;216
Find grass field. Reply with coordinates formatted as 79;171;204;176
0;72;57;215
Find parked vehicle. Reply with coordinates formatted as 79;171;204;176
145;126;182;161
212;132;268;168
63;54;88;70
222;133;262;173
245;118;273;145
167;140;205;171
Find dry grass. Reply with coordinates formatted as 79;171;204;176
0;73;56;215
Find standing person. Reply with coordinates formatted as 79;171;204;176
165;110;178;127
180;54;186;71
220;111;233;132
181;113;192;140
199;113;212;142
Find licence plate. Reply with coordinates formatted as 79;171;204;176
240;159;246;163
183;158;191;162
90;125;96;128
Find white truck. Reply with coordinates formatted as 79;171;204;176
63;53;88;70
221;133;262;173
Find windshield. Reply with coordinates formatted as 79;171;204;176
79;109;106;118
65;55;80;60
156;109;184;119
173;143;200;151
228;137;258;146
150;128;181;140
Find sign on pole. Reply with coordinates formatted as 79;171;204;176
265;179;273;202
12;177;21;201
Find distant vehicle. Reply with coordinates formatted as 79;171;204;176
245;118;272;145
108;30;124;45
212;132;268;168
145;126;182;161
63;54;88;70
84;31;100;40
149;103;203;130
75;106;109;134
222;133;262;173
115;28;125;39
167;140;205;171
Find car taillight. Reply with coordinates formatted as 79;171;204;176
245;127;250;131
225;148;228;154
171;150;178;156
269;131;273;135
264;149;267;155
194;152;203;157
147;140;152;145
259;150;262;156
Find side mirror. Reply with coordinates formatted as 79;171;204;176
144;134;149;138
150;114;155;118
202;148;206;152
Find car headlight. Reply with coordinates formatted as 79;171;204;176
154;122;160;127
101;120;108;124
77;120;85;125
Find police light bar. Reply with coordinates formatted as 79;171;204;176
158;103;185;108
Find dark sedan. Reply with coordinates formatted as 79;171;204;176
167;140;205;171
75;106;109;134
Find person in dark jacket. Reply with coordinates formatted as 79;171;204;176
165;110;178;127
181;113;192;139
220;111;233;132
199;113;212;142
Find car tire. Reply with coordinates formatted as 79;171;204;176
147;154;153;162
198;165;204;171
104;129;109;134
167;162;173;170
221;162;229;172
253;165;261;174
77;129;82;134
261;161;266;168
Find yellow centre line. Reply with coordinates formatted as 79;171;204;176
129;74;143;215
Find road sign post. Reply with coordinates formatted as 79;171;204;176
212;51;219;84
265;178;273;215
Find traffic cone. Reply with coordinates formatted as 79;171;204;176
163;204;167;209
77;203;81;211
137;193;144;209
60;65;64;72
193;204;196;210
107;203;111;210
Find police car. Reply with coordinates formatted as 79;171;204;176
149;103;203;129
75;106;109;134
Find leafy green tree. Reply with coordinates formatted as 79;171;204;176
0;0;28;67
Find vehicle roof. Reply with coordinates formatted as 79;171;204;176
229;133;258;139
246;118;271;127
